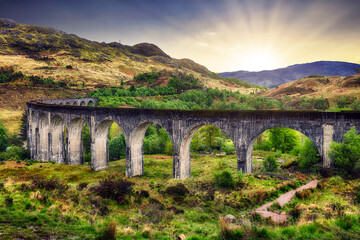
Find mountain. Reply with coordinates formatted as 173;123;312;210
0;18;258;92
219;61;360;88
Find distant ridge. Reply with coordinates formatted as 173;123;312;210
219;61;360;88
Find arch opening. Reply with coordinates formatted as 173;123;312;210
67;118;86;165
73;102;78;106
249;127;321;174
127;122;173;178
178;125;235;179
88;100;94;106
92;120;124;170
80;101;86;106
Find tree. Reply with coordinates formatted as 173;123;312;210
82;124;91;155
109;134;126;161
355;68;360;74
199;125;221;154
262;154;278;172
0;121;8;151
329;127;360;178
269;128;299;153
298;139;320;171
19;110;28;141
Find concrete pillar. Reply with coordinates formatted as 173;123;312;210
91;119;113;171
322;124;334;168
125;123;151;177
38;113;50;161
67;118;84;165
236;143;249;173
174;125;202;179
49;116;65;163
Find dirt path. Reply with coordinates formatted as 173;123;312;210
254;180;319;224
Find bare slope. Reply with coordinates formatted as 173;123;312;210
261;74;360;104
220;61;360;88
0;18;257;92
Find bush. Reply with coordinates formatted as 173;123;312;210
214;169;235;188
0;121;8;151
165;183;190;201
91;177;134;204
32;177;68;191
108;134;125;161
219;217;244;240
298;139;320;171
262;154;278;172
329;127;360;178
97;221;117;240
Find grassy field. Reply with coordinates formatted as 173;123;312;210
0;154;359;239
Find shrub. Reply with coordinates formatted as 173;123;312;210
32;177;68;191
214;169;235;188
219;217;244;240
336;215;357;230
298;139;320;171
355;185;360;204
97;221;117;240
5;196;13;206
295;189;312;199
91;177;134;204
262;154;278;172
329;127;360;178
66;65;73;70
0;121;8;151
77;182;88;191
165;183;190;201
108;134;125;161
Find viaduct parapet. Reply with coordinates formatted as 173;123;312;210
27;97;360;179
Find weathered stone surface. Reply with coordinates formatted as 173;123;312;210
224;214;236;223
27;98;360;179
177;234;186;240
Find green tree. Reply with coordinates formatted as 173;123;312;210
269;128;299;153
0;121;8;151
82;124;91;155
199;125;221;154
108;134;126;161
298;139;320;171
329;127;360;178
262;154;278;172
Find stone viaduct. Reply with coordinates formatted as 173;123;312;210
27;97;360;179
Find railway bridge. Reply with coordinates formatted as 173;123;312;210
27;97;360;179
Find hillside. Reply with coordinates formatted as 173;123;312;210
260;74;360;108
219;61;360;88
0;18;257;92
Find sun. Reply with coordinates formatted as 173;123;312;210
242;48;281;71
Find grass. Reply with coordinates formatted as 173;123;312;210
0;155;359;239
0;109;22;134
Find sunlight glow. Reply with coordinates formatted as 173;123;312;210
242;48;281;71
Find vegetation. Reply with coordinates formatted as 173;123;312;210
0;65;69;87
329;127;360;178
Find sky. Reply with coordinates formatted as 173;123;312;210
1;0;360;72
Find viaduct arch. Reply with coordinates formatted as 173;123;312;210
27;97;360;179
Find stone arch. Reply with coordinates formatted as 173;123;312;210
67;117;86;165
245;126;321;173
175;123;235;179
73;102;78;106
92;119;115;170
50;115;65;163
80;101;86;106
38;113;49;161
65;102;71;105
88;100;94;106
126;121;174;177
